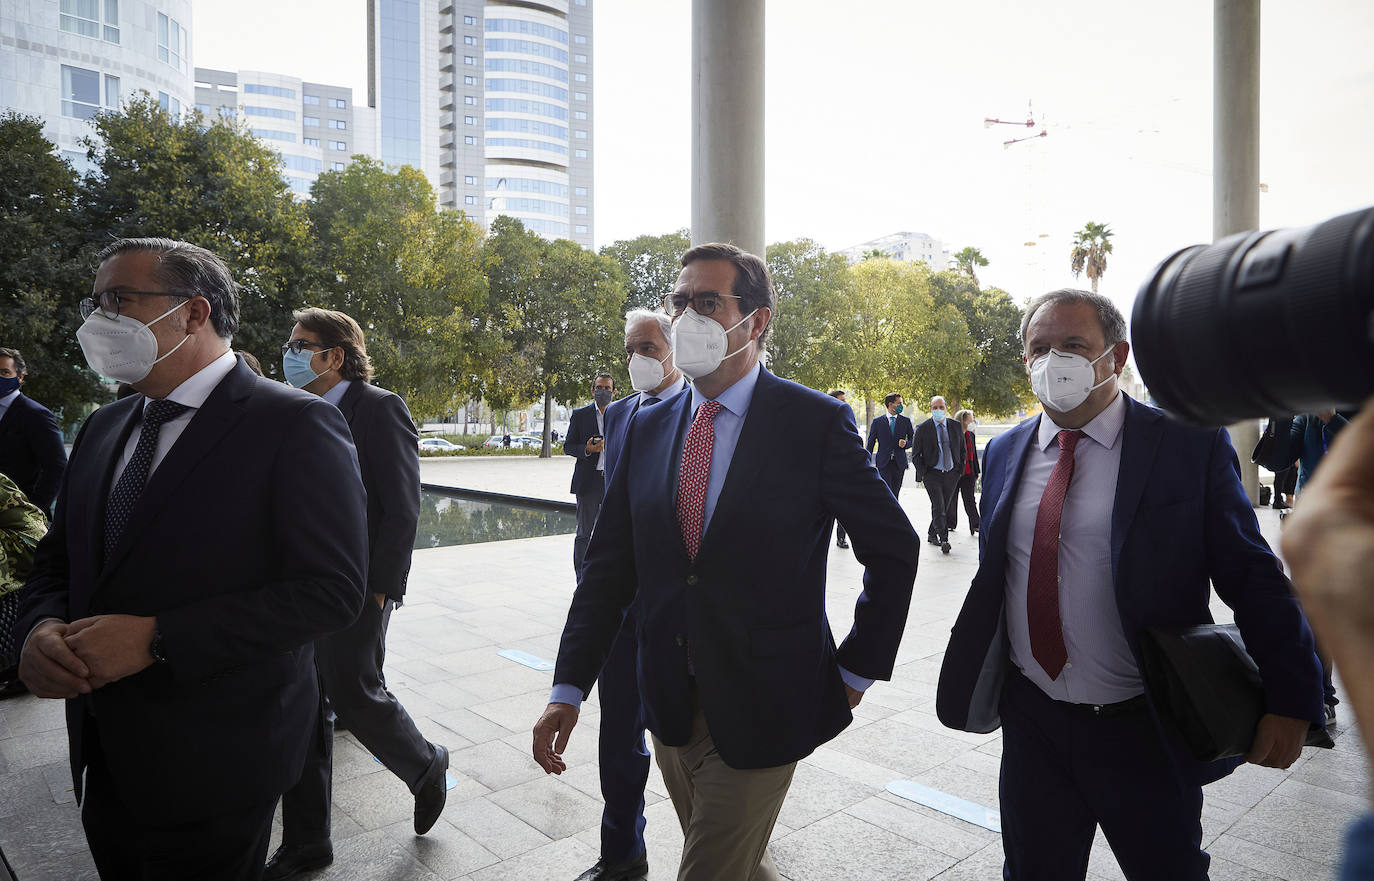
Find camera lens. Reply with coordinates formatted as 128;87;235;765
1132;206;1374;426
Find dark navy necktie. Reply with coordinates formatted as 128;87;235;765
104;399;189;561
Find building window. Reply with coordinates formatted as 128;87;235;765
464;135;476;145
219;106;236;119
244;83;296;99
574;148;588;158
251;128;296;142
575;0;587;5
575;186;587;196
329;140;347;151
464;195;476;205
464;115;475;125
464;15;475;24
303;116;320;126
60;65;101;119
60;0;119;43
575;224;589;233
464;175;476;185
464;35;476;45
328;119;347;129
303;95;320;105
574;91;587;101
104;74;120;107
304;137;320;146
332;161;346;171
157;13;186;71
574;73;588;82
328;97;346;109
574;110;587;120
195;102;211;115
464;75;476;85
575;206;588;215
246;106;297;120
464;56;476;65
574;54;587;64
575;34;587;44
575;129;587;139
465;95;476;105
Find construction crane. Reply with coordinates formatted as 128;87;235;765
984;101;1048;148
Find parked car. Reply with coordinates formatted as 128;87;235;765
418;437;464;452
483;435;506;448
510;435;542;449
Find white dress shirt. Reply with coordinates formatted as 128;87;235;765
109;350;238;492
595;405;606;472
1004;391;1142;704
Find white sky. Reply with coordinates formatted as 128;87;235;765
193;0;1374;322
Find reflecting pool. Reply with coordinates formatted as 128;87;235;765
414;488;578;549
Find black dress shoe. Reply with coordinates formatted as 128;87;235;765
574;851;649;881
941;541;952;554
970;526;978;536
263;842;333;881
414;744;449;834
836;538;849;549
927;536;941;546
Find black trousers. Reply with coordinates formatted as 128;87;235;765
595;611;650;862
83;726;277;881
877;460;905;501
279;596;436;845
950;472;980;532
922;468;959;542
574;472;606;575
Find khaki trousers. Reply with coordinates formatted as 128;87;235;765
651;701;797;881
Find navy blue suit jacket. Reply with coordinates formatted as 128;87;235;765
601;384;689;480
554;367;920;769
564;401;609;495
935;395;1324;785
0;392;68;513
16;357;368;824
866;413;914;471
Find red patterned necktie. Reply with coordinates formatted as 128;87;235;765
677;400;723;560
1027;429;1085;680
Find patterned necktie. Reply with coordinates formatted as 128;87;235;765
677;400;723;560
1027;429;1085;679
104;399;190;560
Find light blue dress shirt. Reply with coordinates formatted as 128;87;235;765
322;378;353;407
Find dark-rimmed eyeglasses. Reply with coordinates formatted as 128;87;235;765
80;290;191;321
280;339;335;356
661;291;742;317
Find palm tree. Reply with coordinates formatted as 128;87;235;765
952;246;989;285
1069;222;1114;293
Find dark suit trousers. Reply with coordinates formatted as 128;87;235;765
877;460;905;501
281;597;435;843
922;468;959;542
82;721;276;881
574;471;606;575
999;671;1208;881
596;610;650;862
952;473;980;532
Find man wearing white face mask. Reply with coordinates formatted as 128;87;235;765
936;288;1324;880
536;243;919;881
16;238;368;880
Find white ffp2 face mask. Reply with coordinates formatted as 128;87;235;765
628;351;672;392
1028;346;1116;413
76;300;190;384
670;307;758;380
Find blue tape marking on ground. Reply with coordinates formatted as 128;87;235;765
498;649;555;671
886;780;1002;833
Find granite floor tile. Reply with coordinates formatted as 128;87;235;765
771;812;957;881
486;776;604;840
444;797;553;860
464;835;598;881
449;739;548;793
381;815;502;878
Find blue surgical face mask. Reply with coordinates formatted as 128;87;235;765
0;375;19;397
283;347;333;389
932;408;947;421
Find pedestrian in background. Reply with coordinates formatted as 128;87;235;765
951;409;981;536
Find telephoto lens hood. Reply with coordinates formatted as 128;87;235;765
1132;205;1374;426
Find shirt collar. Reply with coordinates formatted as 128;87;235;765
1037;390;1126;452
155;349;238;414
641;376;686;407
689;362;761;420
322;378;353;407
0;389;19;408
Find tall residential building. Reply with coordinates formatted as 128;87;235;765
368;0;594;247
1;0;195;167
194;68;379;197
840;231;948;269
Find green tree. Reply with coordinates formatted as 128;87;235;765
927;271;1031;416
306;157;491;420
1070;221;1114;293
764;239;854;391
77;96;312;371
0;113;103;426
599;228;691;312
952;246;989;285
485;217;626;456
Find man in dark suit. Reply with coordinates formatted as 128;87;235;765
571;308;688;881
565;373;617;574
866;392;914;501
534;243;919;881
16;238;368;881
935;288;1323;880
0;347;68;515
264;308;448;880
911;395;965;554
829;391;851;548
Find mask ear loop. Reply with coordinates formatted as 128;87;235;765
718;308;760;362
147;300;194;367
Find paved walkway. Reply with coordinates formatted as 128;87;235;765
0;457;1364;880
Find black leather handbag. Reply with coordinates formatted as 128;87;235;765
1139;623;1335;761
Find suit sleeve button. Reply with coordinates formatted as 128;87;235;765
675;634;687;647
686;575;698;586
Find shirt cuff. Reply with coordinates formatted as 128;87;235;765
549;683;585;709
838;666;874;692
20;617;63;659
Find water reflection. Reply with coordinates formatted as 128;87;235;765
414;490;578;549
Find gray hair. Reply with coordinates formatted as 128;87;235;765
955;409;975;426
95;238;240;340
624;308;672;343
1020;288;1126;349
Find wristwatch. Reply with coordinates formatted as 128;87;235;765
149;627;169;665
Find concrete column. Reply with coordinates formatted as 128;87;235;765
1214;0;1262;504
691;0;765;258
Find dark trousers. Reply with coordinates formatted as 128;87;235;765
999;671;1209;881
877;460;905;501
574;472;606;575
280;596;435;844
951;472;980;532
596;611;650;862
83;729;276;881
922;468;959;542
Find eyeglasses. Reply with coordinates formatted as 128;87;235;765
661;291;742;317
80;290;191;320
280;339;335;356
